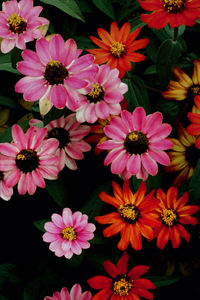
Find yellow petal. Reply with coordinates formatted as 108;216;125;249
173;67;193;88
192;59;200;85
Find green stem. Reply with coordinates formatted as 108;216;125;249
172;27;179;42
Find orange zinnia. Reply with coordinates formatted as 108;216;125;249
87;22;149;78
154;187;199;249
95;180;160;251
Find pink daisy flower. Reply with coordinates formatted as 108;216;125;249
98;107;173;180
15;34;98;115
0;157;13;200
44;284;92;300
0;0;49;53
46;114;91;171
75;64;128;123
42;208;96;259
0;124;59;195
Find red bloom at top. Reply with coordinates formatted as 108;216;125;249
139;0;200;29
87;252;156;300
87;22;149;78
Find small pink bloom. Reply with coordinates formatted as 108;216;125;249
44;284;92;300
42;208;96;259
0;124;59;195
0;156;13;200
15;34;98;115
0;0;49;53
98;107;173;180
46;114;91;171
75;64;128;123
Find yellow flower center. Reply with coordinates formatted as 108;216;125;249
62;226;77;241
44;60;68;85
87;83;104;102
128;132;139;142
161;208;178;226
113;277;133;296
124;131;149;155
16;149;39;173
163;0;186;13
8;13;27;34
110;41;126;58
191;86;200;95
119;204;139;223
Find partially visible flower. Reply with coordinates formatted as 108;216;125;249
87;22;149;78
87;251;156;300
0;124;59;195
95;180;160;251
46;114;91;171
0;157;13;200
166;120;200;186
0;0;49;53
139;0;200;29
154;187;199;249
98;107;173;180
44;284;92;300
15;34;98;115
42;208;96;259
187;95;200;148
75;64;128;124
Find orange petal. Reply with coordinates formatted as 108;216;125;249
95;212;121;224
118;22;131;43
192;59;200;85
99;191;122;207
173;67;193;88
156;226;170;249
110;22;120;41
97;28;113;45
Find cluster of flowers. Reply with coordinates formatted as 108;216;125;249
0;0;200;299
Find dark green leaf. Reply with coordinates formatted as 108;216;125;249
0;53;20;75
155;99;181;123
188;158;200;202
143;65;156;75
132;171;163;194
92;0;115;20
0;120;29;143
33;219;49;233
0;96;19;109
116;1;139;22
46;176;68;208
0;295;8;300
11;47;22;69
152;28;169;42
130;16;146;31
43;107;68;126
0;264;20;284
147;275;180;288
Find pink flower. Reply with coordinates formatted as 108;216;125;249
42;208;96;259
44;284;92;300
46;114;91;171
0;157;13;200
98;107;173;180
0;0;49;53
75;64;128;123
15;34;98;115
0;124;59;195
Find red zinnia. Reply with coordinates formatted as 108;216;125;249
87;251;156;300
87;22;149;78
187;95;200;149
139;0;200;29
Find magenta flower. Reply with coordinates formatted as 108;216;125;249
0;124;59;195
15;34;98;115
98;107;173;180
0;157;13;200
46;114;91;171
42;208;96;259
44;284;92;300
75;64;128;123
0;0;49;53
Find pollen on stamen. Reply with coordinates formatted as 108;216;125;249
113;277;133;296
62;226;77;241
161;208;178;226
163;0;186;13
8;13;27;34
110;41;126;58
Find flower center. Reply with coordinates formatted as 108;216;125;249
0;171;4;181
119;204;139;223
8;13;27;34
113;276;133;296
185;144;200;167
161;208;178;226
15;149;39;173
124;131;149;155
163;0;186;13
48;127;69;148
44;60;68;85
110;41;126;58
190;85;200;96
87;83;104;102
61;226;77;241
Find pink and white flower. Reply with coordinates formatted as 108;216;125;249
0;124;59;195
75;64;128;123
15;34;98;115
98;107;173;180
44;284;92;300
42;208;96;259
0;0;49;53
0;156;13;200
46;114;91;171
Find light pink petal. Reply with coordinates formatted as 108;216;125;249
150;139;173;150
12;124;26;149
0;157;16;171
65;144;83;160
141;153;158;176
1;38;15;53
56;148;66;171
62;39;78;66
68;54;94;73
104;147;124;165
38;138;59;156
42;232;59;243
3;0;19;14
65;154;77;170
17;60;43;76
17;173;27;195
25;6;43;22
0;143;19;157
149;124;172;142
70;284;82;300
95;101;110;119
35;38;50;64
70;141;91;152
51;84;67;109
62;208;73;227
44;222;61;233
15;34;26;50
39;156;58;166
26;172;37;195
110;150;129;174
132;107;146;131
136;165;149;181
143;112;163;136
19;0;34;18
51;213;65;228
65;77;87;89
108;103;121;115
84;103;98;123
30;127;47;149
104;124;126;140
49;34;65;61
126;154;141;174
97;140;122;150
38;165;58;178
64;249;74;259
104;90;123;104
32;169;45;188
79;291;92;300
71;240;82;255
121;110;134;131
97;64;110;85
15;77;47;101
148;150;170;166
4;169;20;187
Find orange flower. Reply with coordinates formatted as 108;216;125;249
87;22;149;78
154;187;199;249
187;95;200;148
95;180;160;251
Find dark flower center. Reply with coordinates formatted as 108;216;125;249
86;83;104;103
119;204;139;223
8;13;27;34
124;131;149;155
61;226;77;240
44;60;68;85
0;171;4;181
161;208;178;226
163;0;186;13
113;275;133;296
110;41;126;58
16;149;39;173
48;127;69;148
185;144;200;167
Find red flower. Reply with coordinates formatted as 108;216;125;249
187;95;200;149
139;0;200;29
87;252;156;300
87;22;149;78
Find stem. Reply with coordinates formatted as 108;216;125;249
172;27;179;42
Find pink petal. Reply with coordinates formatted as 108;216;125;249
97;64;110;85
150;139;173;150
39;165;58;178
32;169;45;188
121;110;134;131
65;154;77;170
18;173;27;195
15;34;26;50
49;34;65;62
104;124;126;140
71;240;82;255
148;150;170;166
36;38;50;64
0;143;19;157
143;112;163;136
15;77;47;101
97;140;122;150
127;154;141;174
62;39;78;67
70;284;82;300
62;208;73;227
149;124;172;142
65;77;87;89
84;103;97;123
141;153;158;176
0;156;16;171
110;150;129;174
42;232;59;243
65;144;83;160
44;222;61;234
104;147;124;165
51;84;67;109
26;172;37;195
12;124;26;149
132;107;146;131
30;127;47;149
95;101;110;119
104;90;123;104
38;138;59;156
51;213;65;228
68;54;94;73
1;38;15;53
17;60;43;76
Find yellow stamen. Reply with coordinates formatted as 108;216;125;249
128;132;139;142
62;226;77;241
110;41;126;58
8;13;27;34
161;208;177;226
113;277;133;296
191;86;200;95
163;0;185;13
88;83;103;99
119;204;139;221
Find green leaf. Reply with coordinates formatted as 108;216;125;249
155;99;181;123
156;39;181;87
132;172;163;194
0;120;29;143
33;219;49;233
0;53;20;75
0;295;8;300
143;65;156;75
130;16;146;31
188;158;200;202
147;275;180;288
116;1;139;22
0;264;20;284
39;0;85;22
0;96;19;109
46;176;68;208
92;0;115;20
